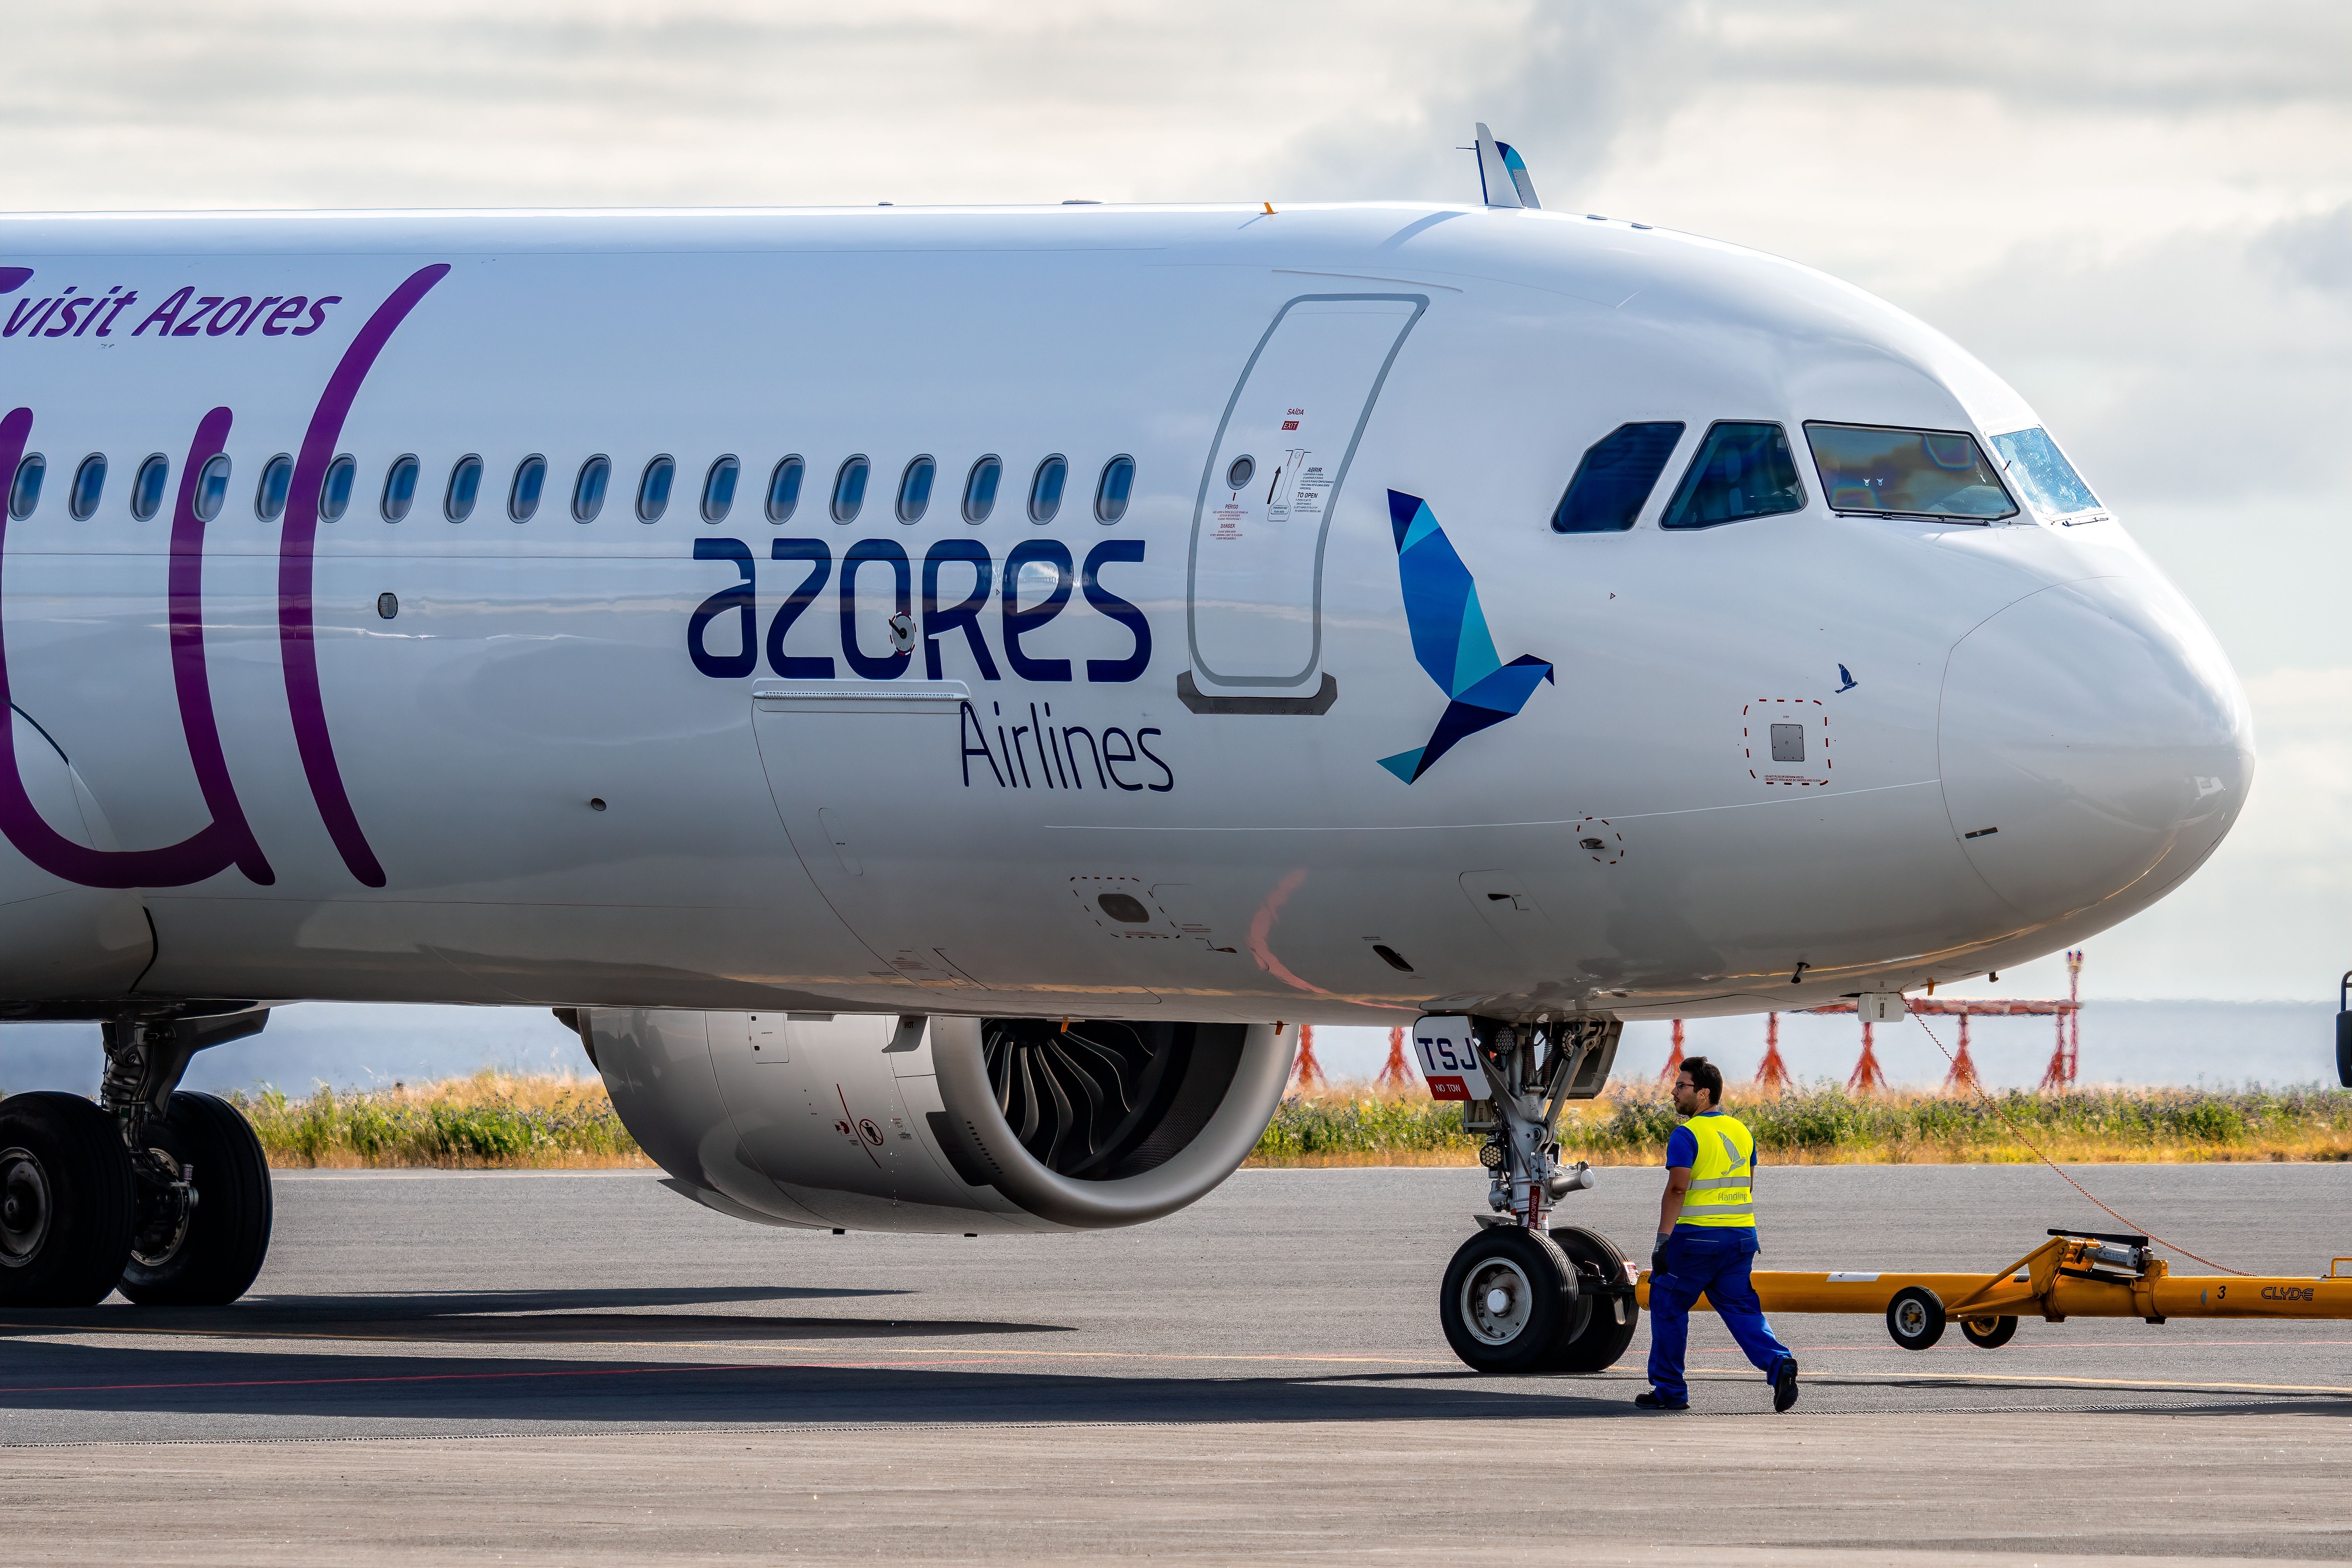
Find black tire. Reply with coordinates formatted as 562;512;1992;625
0;1091;135;1307
119;1092;272;1306
1539;1225;1641;1373
1960;1314;2017;1349
1886;1285;1947;1350
1441;1227;1578;1374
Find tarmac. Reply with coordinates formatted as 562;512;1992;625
2;1161;2347;1563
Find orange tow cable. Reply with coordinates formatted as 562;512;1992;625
1904;1002;2248;1276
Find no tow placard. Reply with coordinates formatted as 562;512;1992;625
1413;1014;1489;1101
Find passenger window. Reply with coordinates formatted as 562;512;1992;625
1804;423;2015;522
130;454;169;522
963;455;1002;523
701;455;739;523
766;455;805;523
897;455;936;523
1551;422;1684;533
381;454;419;522
1660;422;1804;530
194;454;232;522
68;454;105;521
445;454;484;522
254;454;294;521
508;455;545;521
637;455;675;522
8;454;43;520
1988;426;2099;518
1029;454;1067;523
321;454;358;522
831;455;870;523
572;455;610;522
1094;455;1135;523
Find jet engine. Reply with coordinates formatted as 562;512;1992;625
579;1010;1295;1233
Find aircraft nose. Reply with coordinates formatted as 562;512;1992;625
1938;575;2252;927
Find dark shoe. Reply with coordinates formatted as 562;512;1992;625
1771;1357;1800;1413
1633;1391;1688;1411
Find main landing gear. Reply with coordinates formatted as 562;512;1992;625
1430;1016;1640;1375
0;1010;272;1308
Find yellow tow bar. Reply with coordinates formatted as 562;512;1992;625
1633;1229;2352;1350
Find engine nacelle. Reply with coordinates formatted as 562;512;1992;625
582;1010;1295;1234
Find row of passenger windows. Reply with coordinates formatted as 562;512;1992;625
4;448;1142;527
1550;419;2096;533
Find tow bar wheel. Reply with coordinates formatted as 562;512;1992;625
1440;1227;1577;1374
1960;1314;2018;1349
1886;1285;1947;1350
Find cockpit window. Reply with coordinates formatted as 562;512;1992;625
1552;421;1683;533
1988;427;2100;517
1660;421;1805;530
1804;423;2016;522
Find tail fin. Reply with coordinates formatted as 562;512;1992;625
1474;123;1540;210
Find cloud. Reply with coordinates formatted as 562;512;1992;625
2260;203;2352;299
1902;213;2352;508
1681;0;2352;114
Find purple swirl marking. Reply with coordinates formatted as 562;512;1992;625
278;263;450;889
0;404;274;888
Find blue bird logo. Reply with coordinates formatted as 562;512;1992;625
1835;664;1857;693
1378;490;1555;784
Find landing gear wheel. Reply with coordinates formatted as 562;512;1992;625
1886;1285;1947;1350
1538;1225;1640;1373
0;1091;135;1307
1441;1227;1578;1374
1960;1314;2017;1349
119;1092;272;1306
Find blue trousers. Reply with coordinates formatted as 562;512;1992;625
1646;1226;1793;1402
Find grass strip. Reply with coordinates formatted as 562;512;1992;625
202;1071;2352;1171
1252;1081;2352;1167
230;1070;648;1169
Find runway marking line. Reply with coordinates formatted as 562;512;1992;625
1685;1364;2352;1397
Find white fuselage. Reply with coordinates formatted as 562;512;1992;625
0;201;2252;1028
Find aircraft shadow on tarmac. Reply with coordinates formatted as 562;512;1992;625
0;1284;1060;1347
0;1334;2337;1430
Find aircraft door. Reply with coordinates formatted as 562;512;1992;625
1183;293;1426;713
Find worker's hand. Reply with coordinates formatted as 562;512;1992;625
1650;1233;1669;1277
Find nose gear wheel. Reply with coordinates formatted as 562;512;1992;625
1439;1226;1578;1373
1535;1224;1642;1373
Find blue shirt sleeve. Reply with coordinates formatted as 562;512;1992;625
1665;1125;1697;1170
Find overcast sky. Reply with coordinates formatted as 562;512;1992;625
0;1;2343;1011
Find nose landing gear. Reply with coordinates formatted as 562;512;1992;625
1426;1016;1639;1374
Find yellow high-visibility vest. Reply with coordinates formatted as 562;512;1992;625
1680;1111;1757;1228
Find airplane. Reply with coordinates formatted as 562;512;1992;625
0;125;2250;1373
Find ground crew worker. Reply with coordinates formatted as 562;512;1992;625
1637;1056;1800;1412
